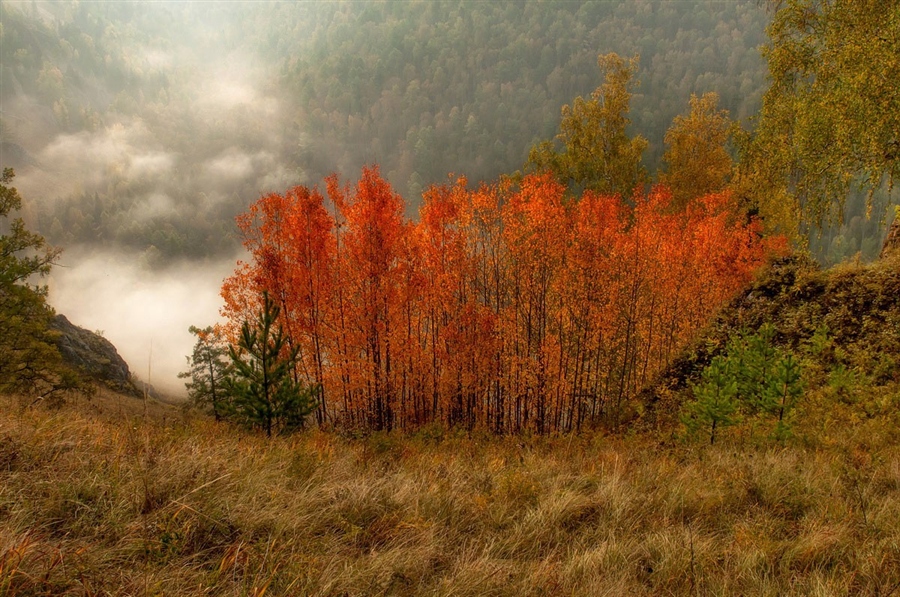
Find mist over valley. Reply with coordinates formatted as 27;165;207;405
5;0;879;395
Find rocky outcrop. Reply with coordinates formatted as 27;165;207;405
638;253;900;429
880;215;900;259
51;314;140;396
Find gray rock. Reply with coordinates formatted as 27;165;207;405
50;314;140;396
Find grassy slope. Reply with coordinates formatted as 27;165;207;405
2;256;900;596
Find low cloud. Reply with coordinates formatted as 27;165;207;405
5;6;311;401
194;53;279;117
204;149;256;181
138;47;174;70
259;163;298;193
128;151;175;180
202;149;297;194
47;247;241;397
131;192;178;222
18;120;173;202
202;80;257;111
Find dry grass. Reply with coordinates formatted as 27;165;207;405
0;384;900;597
7;253;897;595
1;389;900;596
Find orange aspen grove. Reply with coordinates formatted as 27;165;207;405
501;173;569;433
280;186;334;426
458;181;507;432
323;173;361;429
392;197;426;431
563;190;624;430
329;166;410;431
221;166;781;434
417;178;471;427
220;260;262;343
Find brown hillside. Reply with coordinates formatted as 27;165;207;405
639;252;900;430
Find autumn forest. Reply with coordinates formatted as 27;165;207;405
3;1;900;594
208;39;795;435
216;165;779;433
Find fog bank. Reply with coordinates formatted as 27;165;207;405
48;248;240;397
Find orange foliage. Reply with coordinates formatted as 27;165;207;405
221;167;782;433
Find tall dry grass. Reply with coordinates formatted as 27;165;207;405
1;389;899;596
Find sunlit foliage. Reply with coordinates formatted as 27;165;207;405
526;53;648;197
222;167;781;433
659;92;733;209
737;0;900;238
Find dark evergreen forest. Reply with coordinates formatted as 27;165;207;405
2;0;772;261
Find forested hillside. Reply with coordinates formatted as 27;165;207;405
2;0;769;262
273;1;767;194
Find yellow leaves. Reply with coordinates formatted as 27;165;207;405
746;0;900;233
527;52;647;197
660;92;733;209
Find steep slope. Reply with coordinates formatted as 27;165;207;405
639;251;900;432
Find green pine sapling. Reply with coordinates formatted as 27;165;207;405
224;292;317;436
682;355;740;444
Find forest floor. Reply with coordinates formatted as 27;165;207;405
2;255;899;596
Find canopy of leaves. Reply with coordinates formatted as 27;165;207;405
1;169;59;288
526;53;648;197
738;0;900;237
659;92;733;209
221;166;781;434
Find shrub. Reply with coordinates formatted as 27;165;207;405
682;325;804;443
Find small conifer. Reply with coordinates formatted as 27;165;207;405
179;325;231;421
224;292;316;436
682;355;740;445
